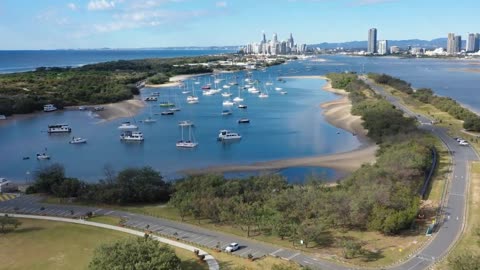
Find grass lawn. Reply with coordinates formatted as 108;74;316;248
0;218;207;270
437;161;480;269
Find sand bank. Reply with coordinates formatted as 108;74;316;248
448;68;480;73
183;145;378;175
94;98;145;122
144;73;212;88
183;76;377;176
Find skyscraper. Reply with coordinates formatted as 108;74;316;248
378;40;388;55
466;33;476;52
287;33;294;49
447;33;456;55
262;32;266;44
273;33;278;43
475;33;480;52
368;28;377;54
454;35;462;53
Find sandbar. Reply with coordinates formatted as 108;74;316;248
144;73;212;88
183;76;377;176
94;98;145;122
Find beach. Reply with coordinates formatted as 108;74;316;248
144;73;211;88
94;98;145;122
183;76;377;176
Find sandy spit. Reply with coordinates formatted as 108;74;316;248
182;76;377;176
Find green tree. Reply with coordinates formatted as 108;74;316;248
89;238;181;270
449;252;480;270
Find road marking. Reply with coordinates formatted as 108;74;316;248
104;210;115;215
271;248;283;256
287;252;301;260
450;193;465;197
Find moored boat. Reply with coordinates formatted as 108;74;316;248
36;153;50;160
69;137;87;144
120;131;144;142
238;118;250;124
118;122;138;130
238;104;247;109
48;124;71;133
217;130;242;141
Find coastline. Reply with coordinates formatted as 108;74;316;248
183;76;377;176
144;73;212;88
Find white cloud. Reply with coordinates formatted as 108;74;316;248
67;3;78;10
87;0;116;11
216;1;227;8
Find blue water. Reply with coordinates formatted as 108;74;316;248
1;52;480;182
0;61;360;181
0;49;234;73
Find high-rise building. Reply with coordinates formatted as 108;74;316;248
378;40;388;55
287;33;294;49
273;33;278;43
466;33;476;52
447;33;456;55
368;28;377;54
475;33;480;52
390;46;400;54
454;35;462;53
262;32;267;44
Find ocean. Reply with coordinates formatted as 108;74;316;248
0;49;235;73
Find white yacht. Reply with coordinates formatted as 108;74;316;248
221;92;232;97
118;122;138;130
48;124;72;133
238;104;247;109
203;90;215;96
143;117;157;123
187;95;199;102
120;131;144;142
248;87;260;94
222;100;235;106
275;87;283;91
221;109;232;116
187;99;199;104
43;104;57;112
265;82;273;86
176;126;198;148
259;92;269;98
280;91;288;95
178;120;194;127
36;153;50;160
69;137;87;144
223;85;230;89
218;130;242;141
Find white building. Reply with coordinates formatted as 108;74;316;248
390;46;400;54
378;40;388;55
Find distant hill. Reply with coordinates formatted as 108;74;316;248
310;38;467;50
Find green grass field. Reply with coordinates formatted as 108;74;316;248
0;218;207;270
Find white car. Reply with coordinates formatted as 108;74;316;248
459;140;469;146
225;243;239;252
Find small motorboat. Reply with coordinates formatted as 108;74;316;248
145;96;158;102
120;131;144;142
169;107;181;112
178;120;194;127
187;100;199;104
69;137;87;144
159;102;175;107
275;87;283;91
118;122;138;130
36;153;50;160
238;104;247;109
143;117;157;123
221;92;232;97
238;118;250;124
280;91;288;95
222;100;235;106
258;93;269;98
182;90;191;94
161;111;174;116
151;92;160;96
22;156;30;160
221;109;232;116
201;85;211;90
217;130;242;141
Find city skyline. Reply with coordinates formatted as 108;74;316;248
0;0;480;50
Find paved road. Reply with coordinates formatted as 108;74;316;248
361;77;480;270
0;79;478;270
1;213;219;270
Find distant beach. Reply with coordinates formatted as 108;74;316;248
183;76;377;176
144;73;212;88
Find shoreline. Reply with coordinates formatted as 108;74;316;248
144;73;212;88
183;76;377;176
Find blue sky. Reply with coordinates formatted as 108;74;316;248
0;0;478;49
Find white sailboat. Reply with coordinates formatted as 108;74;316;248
176;126;198;148
233;84;244;102
186;81;199;104
259;85;269;98
143;105;157;123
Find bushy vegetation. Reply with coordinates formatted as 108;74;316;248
89;238;181;270
28;164;170;204
0;214;22;233
369;73;480;131
0;55;228;116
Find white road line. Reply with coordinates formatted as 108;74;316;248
287;253;301;260
270;249;284;256
104;210;115;215
450;193;465;197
